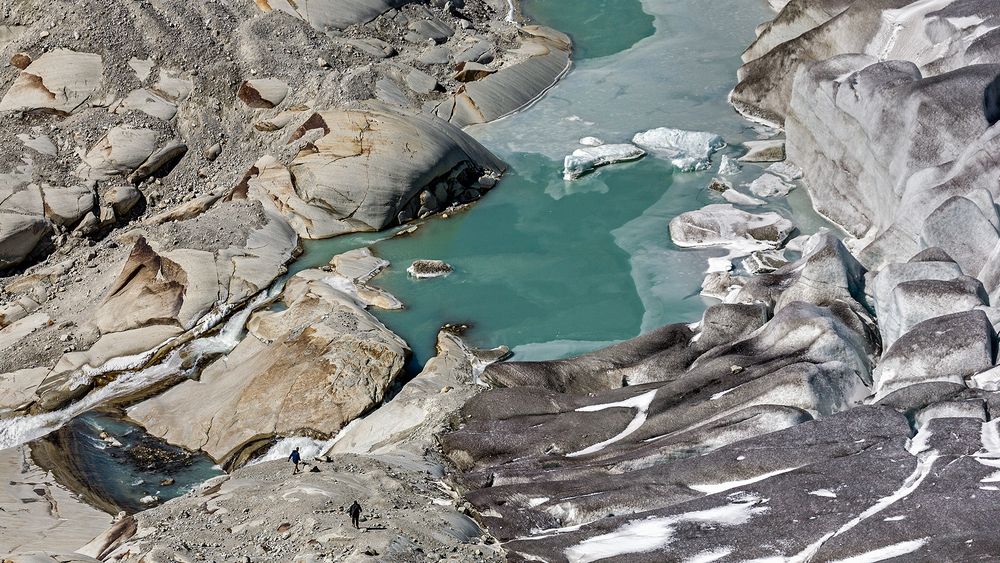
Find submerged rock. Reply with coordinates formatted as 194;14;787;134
408;259;454;278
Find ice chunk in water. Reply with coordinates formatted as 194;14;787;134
631;127;725;172
563;143;646;180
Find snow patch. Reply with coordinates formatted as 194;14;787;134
689;466;801;494
252;436;327;464
808;489;837;498
563;495;768;563
828;538;928;563
567;390;658;457
683;547;734;563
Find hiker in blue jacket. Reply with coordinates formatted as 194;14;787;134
289;447;302;474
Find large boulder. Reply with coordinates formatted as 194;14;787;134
873;310;995;401
246;108;504;237
127;271;408;465
324;330;508;456
0;181;49;269
436;26;572;127
0;49;103;114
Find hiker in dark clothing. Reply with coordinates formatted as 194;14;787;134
348;500;363;529
985;74;1000;126
289;447;302;474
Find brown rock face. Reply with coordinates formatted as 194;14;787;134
127;272;409;465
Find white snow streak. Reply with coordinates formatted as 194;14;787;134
566;389;658;457
682;547;734;563
785;455;939;561
689;466;802;494
808;489;837;498
563;496;768;563
828;538;928;563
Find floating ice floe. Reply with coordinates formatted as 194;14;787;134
748;172;794;198
765;161;803;181
722;188;765;207
718;154;742;176
562;143;646;180
579;136;604;146
631;127;725;172
669;204;794;249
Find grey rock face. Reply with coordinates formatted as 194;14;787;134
435;26;571;127
873;310;995;401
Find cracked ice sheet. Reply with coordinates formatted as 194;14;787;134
566;389;658;457
563;495;769;563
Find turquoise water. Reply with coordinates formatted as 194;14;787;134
521;0;655;59
294;0;833;367
52;411;223;513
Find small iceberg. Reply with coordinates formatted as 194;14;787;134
748;172;794;198
562;143;646;180
632;127;725;172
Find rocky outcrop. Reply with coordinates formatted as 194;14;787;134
237;107;505;238
0;200;298;415
435;25;572;127
83;456;502;562
325;330;509;457
127;269;408;466
0;447;110;554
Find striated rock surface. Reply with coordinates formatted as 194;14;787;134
0;447;110;554
238;105;504;238
127;270;408;466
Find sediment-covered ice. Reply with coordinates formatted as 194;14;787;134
632;127;725;172
563;495;769;563
562;143;646;180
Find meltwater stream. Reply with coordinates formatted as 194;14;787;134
294;0;834;367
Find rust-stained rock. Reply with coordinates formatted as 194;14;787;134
0;49;102;114
237;78;289;109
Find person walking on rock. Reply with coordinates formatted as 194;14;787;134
289;447;302;474
349;500;363;529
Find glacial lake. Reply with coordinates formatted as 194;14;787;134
33;0;836;512
293;0;833;367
